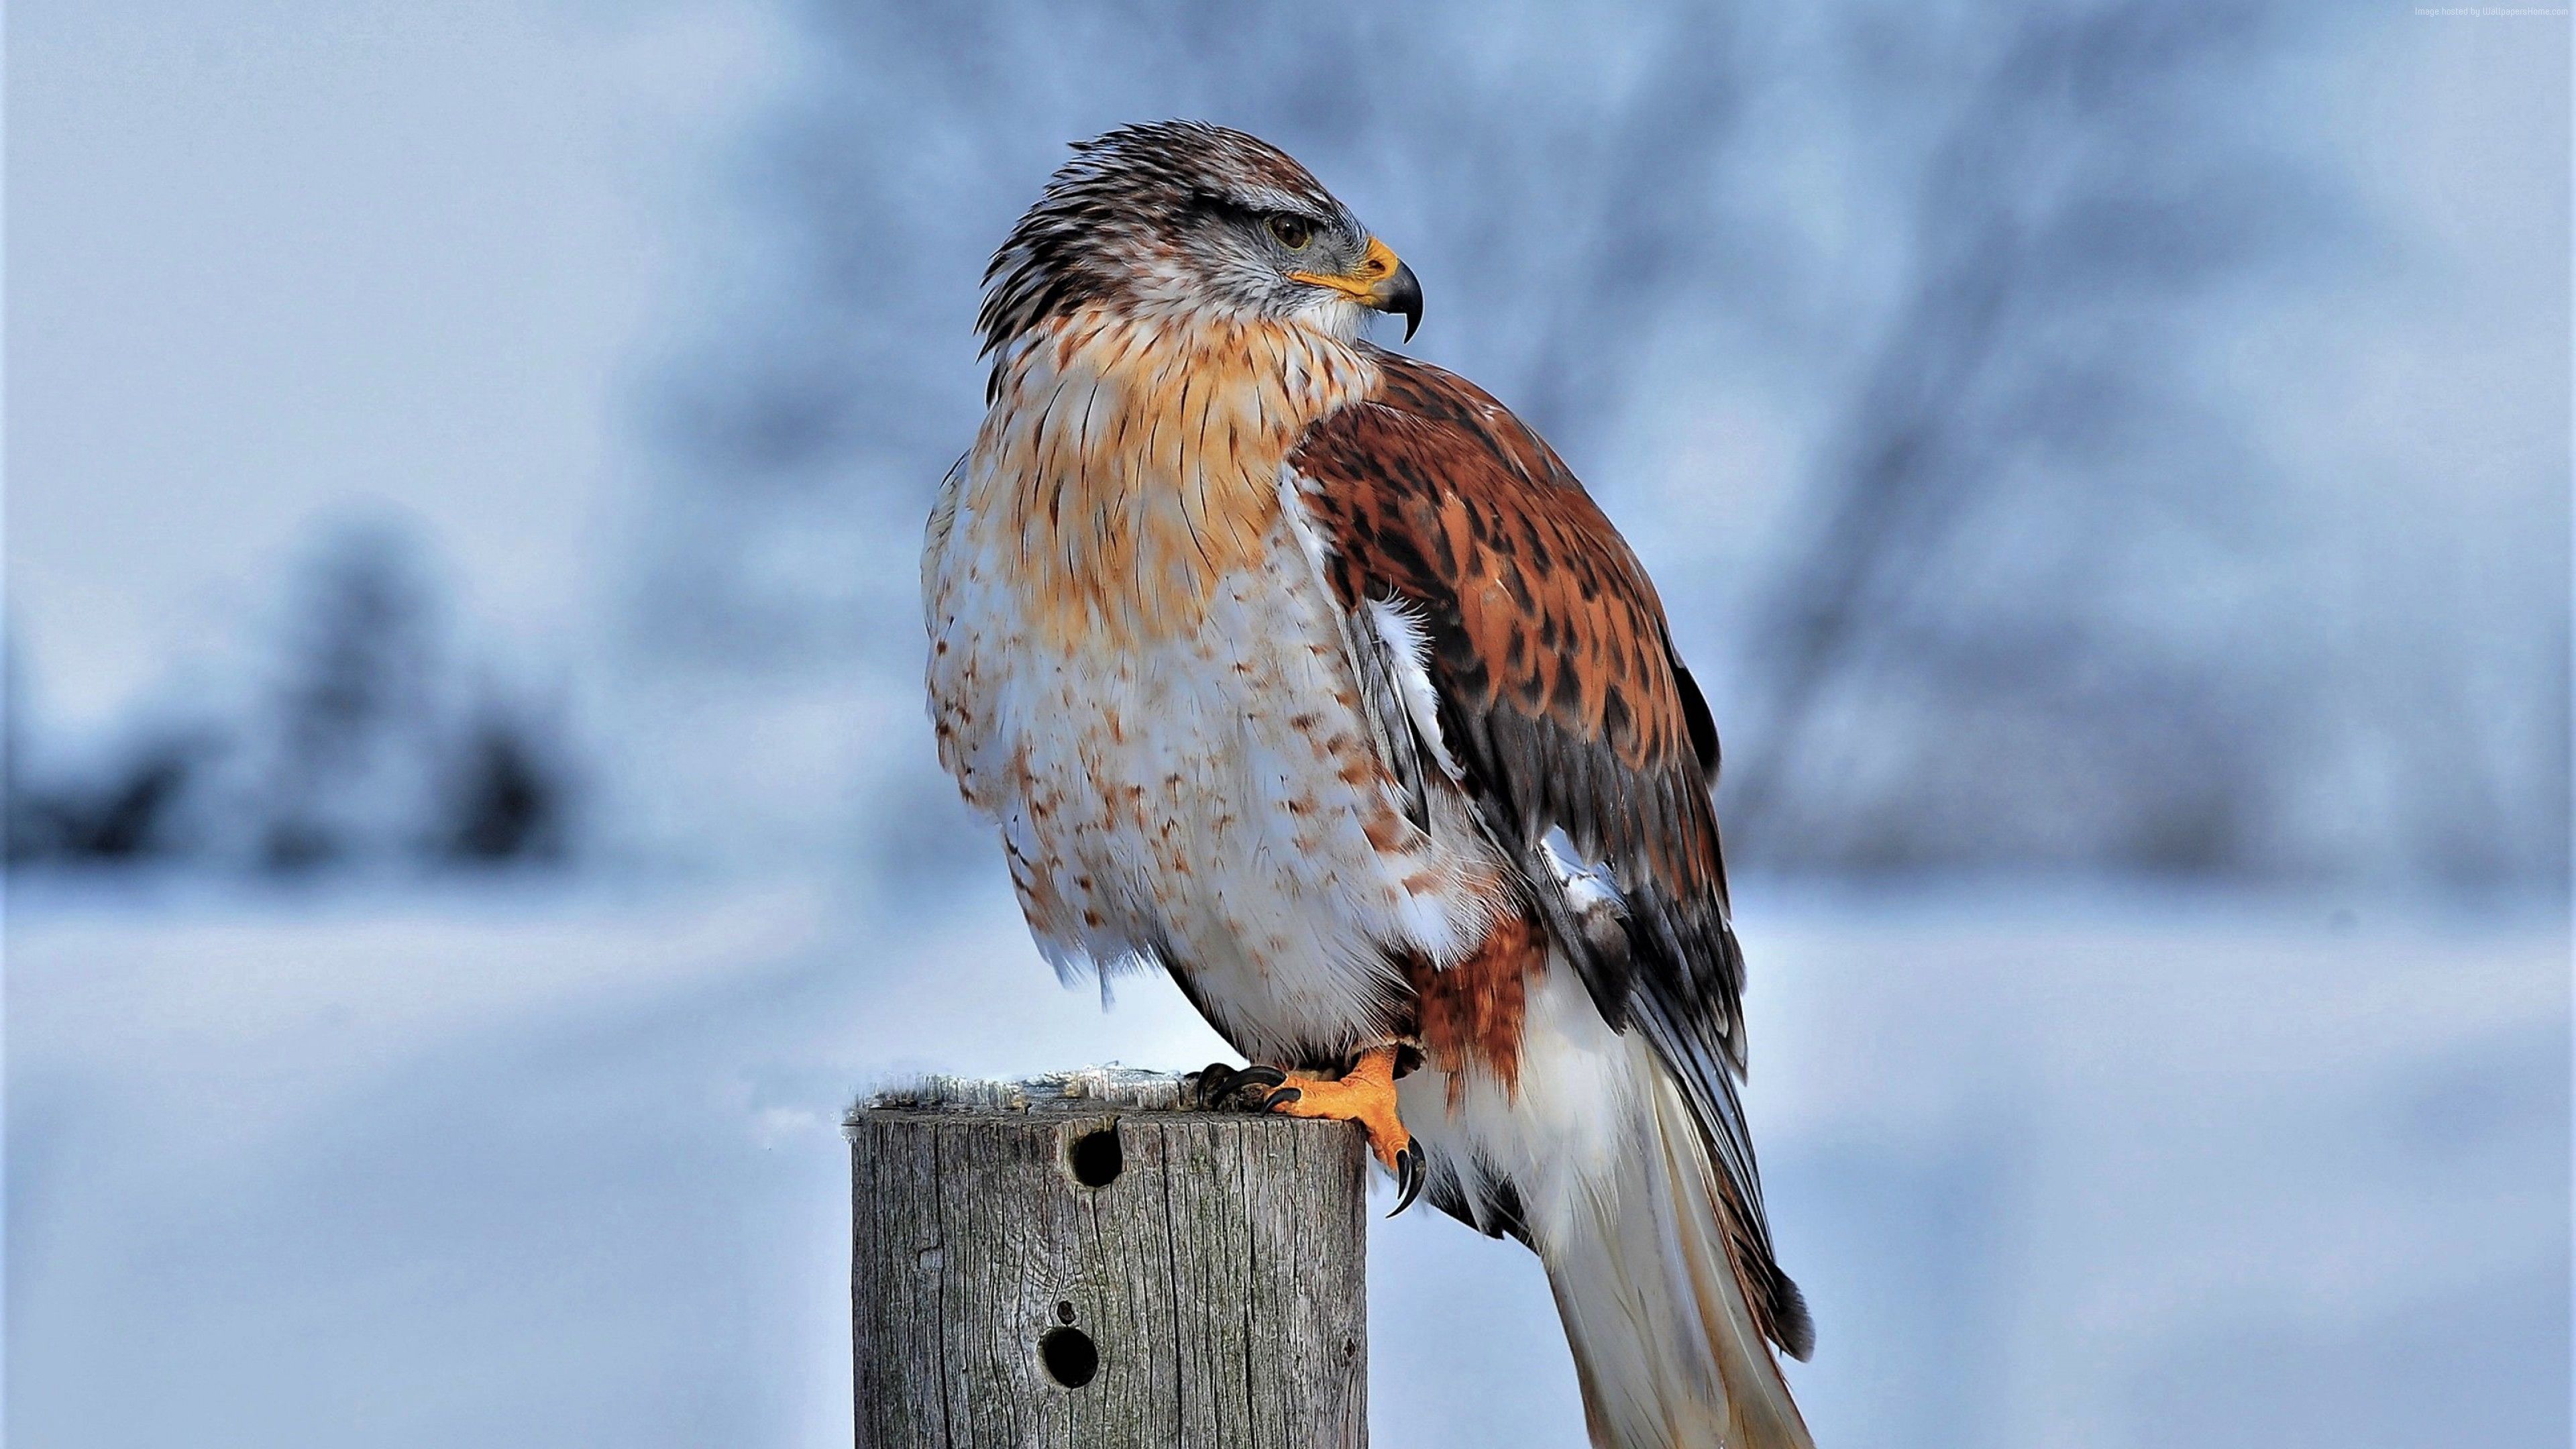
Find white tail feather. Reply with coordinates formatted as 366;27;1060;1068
1537;1068;1814;1449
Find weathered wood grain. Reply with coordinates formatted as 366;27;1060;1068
850;1069;1368;1448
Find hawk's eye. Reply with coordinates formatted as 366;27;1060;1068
1267;215;1314;250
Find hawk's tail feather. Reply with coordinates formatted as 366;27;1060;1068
1538;1063;1815;1449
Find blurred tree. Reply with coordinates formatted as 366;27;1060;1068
1725;0;2569;890
4;519;586;878
7;735;213;865
1734;0;2324;872
436;702;573;865
256;521;441;871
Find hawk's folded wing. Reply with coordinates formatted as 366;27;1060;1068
1287;351;1813;1359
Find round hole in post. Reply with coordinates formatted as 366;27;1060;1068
1038;1326;1099;1389
1067;1124;1122;1187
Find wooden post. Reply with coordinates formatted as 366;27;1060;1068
849;1067;1369;1448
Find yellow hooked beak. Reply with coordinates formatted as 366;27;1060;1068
1290;237;1424;341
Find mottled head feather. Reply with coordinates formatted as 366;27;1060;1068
979;121;1371;382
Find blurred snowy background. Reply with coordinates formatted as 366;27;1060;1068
7;3;2567;1446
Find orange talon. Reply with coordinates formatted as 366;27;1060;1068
1263;1046;1426;1214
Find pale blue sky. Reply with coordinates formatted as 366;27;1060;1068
7;1;757;731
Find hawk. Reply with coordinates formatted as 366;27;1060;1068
924;121;1814;1448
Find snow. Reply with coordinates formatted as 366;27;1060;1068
9;879;2563;1446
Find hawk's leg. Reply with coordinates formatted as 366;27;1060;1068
1188;1051;1424;1214
1263;1046;1424;1215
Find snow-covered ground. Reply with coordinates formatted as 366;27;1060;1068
8;876;2563;1447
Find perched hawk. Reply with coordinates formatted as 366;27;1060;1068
924;121;1814;1449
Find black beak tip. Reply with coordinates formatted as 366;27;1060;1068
1387;261;1424;343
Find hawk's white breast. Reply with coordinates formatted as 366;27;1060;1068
922;309;1505;1061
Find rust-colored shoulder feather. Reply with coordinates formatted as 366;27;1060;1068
1287;350;1813;1362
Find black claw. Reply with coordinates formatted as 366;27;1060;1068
1390;1142;1426;1217
1189;1062;1238;1108
1192;1063;1290;1112
1260;1084;1304;1110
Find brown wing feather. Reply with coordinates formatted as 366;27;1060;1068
1289;350;1812;1360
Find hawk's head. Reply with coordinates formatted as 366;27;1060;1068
979;121;1421;362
